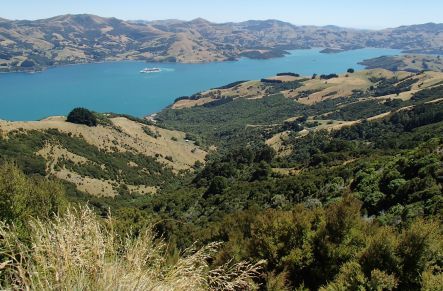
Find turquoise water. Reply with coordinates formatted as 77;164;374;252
0;48;400;121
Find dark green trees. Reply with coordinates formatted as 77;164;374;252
20;59;35;68
67;107;97;127
205;176;228;197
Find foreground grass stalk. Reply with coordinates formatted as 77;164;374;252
0;207;262;290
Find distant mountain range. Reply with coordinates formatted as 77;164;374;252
0;14;442;72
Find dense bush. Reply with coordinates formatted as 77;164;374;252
320;73;339;79
276;72;300;77
198;196;443;290
67;107;97;127
265;80;305;94
261;78;283;84
411;84;443;102
157;94;306;147
20;59;35;68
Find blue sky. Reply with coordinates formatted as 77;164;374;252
2;0;442;29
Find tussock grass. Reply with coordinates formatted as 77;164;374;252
0;207;262;290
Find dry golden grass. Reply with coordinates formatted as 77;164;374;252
0;116;206;171
54;47;88;62
37;143;90;168
313;120;360;131
0;117;206;197
267;75;300;82
0;207;263;290
165;32;224;64
287;70;379;105
170;69;443;110
265;131;290;153
171;81;266;109
37;143;156;197
173;96;217;109
283;69;443;105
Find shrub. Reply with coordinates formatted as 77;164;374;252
20;60;35;68
276;72;300;77
67;108;97;127
205;176;228;196
261;78;283;84
320;74;339;80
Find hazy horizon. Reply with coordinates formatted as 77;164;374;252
1;14;442;31
2;0;443;29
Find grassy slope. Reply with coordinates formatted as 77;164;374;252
0;116;206;197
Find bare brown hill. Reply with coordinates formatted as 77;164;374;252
0;14;442;72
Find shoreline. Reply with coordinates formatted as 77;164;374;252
0;46;397;74
0;58;234;75
1;46;435;75
0;47;403;122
